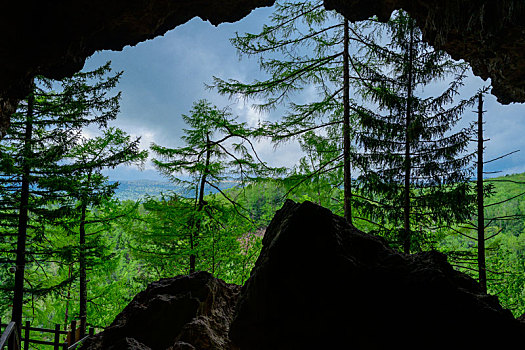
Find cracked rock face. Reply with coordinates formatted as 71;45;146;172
1;0;524;135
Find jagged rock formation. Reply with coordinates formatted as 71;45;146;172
230;200;525;349
1;0;525;135
79;272;240;350
325;0;525;105
80;200;524;349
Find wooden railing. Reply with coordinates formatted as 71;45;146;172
0;318;94;350
0;322;21;350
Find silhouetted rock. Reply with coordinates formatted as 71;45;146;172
107;338;151;350
230;200;525;349
81;200;524;349
326;0;525;105
80;271;240;350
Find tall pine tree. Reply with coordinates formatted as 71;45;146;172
56;127;146;328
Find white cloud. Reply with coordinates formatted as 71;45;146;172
233;99;268;127
253;138;303;169
80;126;100;140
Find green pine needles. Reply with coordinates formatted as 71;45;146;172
0;62;146;328
150;99;279;275
212;0;368;223
353;11;478;253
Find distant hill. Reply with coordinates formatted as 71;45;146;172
112;179;239;201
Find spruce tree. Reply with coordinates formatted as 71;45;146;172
353;11;477;253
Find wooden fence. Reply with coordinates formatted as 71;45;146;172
0;318;94;350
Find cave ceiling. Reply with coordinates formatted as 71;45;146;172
1;0;524;135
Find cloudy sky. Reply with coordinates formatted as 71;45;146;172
82;5;525;182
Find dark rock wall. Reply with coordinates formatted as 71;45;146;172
0;0;275;135
230;200;525;349
79;272;240;350
325;0;525;105
1;0;525;135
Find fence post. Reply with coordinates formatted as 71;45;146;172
80;316;86;338
0;317;2;333
89;327;94;337
24;321;30;350
54;324;61;350
70;320;76;346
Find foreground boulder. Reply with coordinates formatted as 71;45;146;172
81;200;524;349
80;271;240;350
230;200;525;349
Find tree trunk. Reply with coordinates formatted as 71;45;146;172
197;134;211;212
343;19;352;225
190;133;211;273
64;264;73;328
403;22;415;254
12;83;34;329
476;93;487;292
79;172;90;330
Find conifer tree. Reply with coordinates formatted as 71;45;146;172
0;63;122;328
56;127;146;327
353;11;477;253
446;91;524;293
212;0;364;223
150;99;275;273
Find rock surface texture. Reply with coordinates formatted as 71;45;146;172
1;0;525;135
325;0;525;105
0;0;275;135
230;200;525;349
79;271;240;350
80;200;524;349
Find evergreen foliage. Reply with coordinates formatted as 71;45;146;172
352;11;478;253
0;63;144;329
148;99;276;274
53;127;146;323
212;0;365;222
